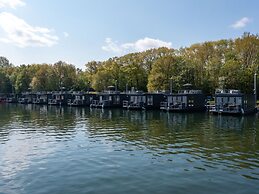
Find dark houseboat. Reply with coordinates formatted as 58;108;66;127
209;89;257;115
48;91;70;106
33;92;52;105
18;92;35;104
90;91;126;108
6;93;18;103
123;91;145;110
68;92;96;107
160;90;206;112
0;95;6;103
123;91;164;110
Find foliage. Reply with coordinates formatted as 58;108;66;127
0;33;258;95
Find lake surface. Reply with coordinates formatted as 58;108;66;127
0;104;258;194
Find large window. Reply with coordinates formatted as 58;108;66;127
147;96;153;105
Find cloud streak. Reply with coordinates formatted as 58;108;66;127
102;37;172;54
0;0;25;9
231;17;251;29
0;12;59;47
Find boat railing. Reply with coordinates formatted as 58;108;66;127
67;99;83;106
48;99;58;104
160;102;168;109
18;98;27;103
91;100;99;106
168;102;186;109
7;97;17;103
73;99;84;105
215;89;241;94
99;100;110;106
210;104;242;113
178;90;202;94
123;100;129;108
129;101;144;108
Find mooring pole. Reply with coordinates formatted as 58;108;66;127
170;78;173;94
115;80;118;92
254;73;257;109
126;83;128;93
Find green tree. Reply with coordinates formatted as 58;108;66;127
0;56;12;68
147;55;186;92
15;65;32;93
0;69;12;93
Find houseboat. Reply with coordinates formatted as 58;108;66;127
90;90;126;109
6;93;18;103
160;90;206;112
123;91;164;110
48;91;70;106
33;92;52;105
68;92;97;107
145;93;165;109
0;96;6;103
209;89;257;115
18;92;35;104
123;91;146;110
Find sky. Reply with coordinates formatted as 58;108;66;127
0;0;258;69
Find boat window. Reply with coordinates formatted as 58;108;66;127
114;95;120;104
182;96;187;104
147;96;153;105
174;96;177;102
216;97;221;105
237;97;242;105
229;97;235;104
168;96;172;103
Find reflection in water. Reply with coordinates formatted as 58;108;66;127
212;115;242;130
0;104;259;194
86;108;259;176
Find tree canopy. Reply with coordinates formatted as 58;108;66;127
0;33;258;94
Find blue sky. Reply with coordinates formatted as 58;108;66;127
0;0;258;69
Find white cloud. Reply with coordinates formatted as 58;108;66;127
0;12;59;47
102;37;172;54
63;32;69;38
0;0;25;9
102;38;123;53
231;17;251;29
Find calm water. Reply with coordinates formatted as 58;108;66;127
0;104;258;194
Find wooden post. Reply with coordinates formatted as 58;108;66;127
126;83;128;93
254;73;257;108
170;78;173;94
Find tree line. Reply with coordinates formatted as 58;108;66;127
0;33;258;95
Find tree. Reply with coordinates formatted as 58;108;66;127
53;61;77;90
74;69;90;91
0;69;12;93
15;66;32;93
147;55;186;92
0;56;11;68
30;64;51;91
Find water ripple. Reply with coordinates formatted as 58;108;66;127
0;104;258;194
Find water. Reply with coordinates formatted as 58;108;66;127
0;104;258;194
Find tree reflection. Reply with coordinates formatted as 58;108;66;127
0;104;258;173
0;104;78;143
